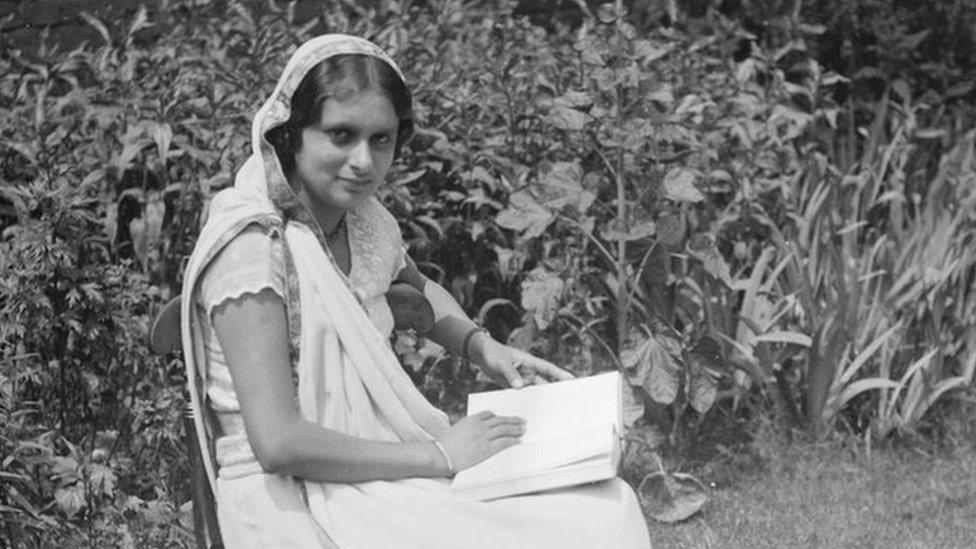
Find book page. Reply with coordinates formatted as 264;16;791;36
453;372;622;493
466;371;621;442
453;424;614;489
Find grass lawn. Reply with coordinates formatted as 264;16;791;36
634;417;976;548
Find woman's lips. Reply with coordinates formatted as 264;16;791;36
339;178;372;192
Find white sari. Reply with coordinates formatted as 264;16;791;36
181;34;651;549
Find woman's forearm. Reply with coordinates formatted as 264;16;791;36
422;281;489;359
259;418;449;482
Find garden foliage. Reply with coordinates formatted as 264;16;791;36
1;0;975;544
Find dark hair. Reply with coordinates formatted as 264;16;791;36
266;54;414;173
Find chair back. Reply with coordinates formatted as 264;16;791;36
150;296;224;549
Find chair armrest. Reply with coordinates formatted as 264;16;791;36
386;281;435;334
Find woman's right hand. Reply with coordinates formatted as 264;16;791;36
437;410;525;472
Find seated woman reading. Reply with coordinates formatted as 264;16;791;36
181;34;652;548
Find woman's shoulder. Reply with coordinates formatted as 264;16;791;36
196;223;286;310
222;223;282;252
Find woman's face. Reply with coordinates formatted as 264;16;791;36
290;87;398;222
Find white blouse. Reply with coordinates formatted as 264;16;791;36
195;198;408;414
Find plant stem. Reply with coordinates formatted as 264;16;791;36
592;145;629;357
556;214;615;267
653;451;667;476
614;101;628;360
556;313;624;371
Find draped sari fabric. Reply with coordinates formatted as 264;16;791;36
181;34;651;549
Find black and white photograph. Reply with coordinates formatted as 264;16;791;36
2;1;975;547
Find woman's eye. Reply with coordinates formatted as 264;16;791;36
328;129;352;143
371;134;394;148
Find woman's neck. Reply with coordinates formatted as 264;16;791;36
309;203;346;236
290;178;346;235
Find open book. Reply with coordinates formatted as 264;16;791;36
450;371;622;501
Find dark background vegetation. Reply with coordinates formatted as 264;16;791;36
2;0;975;546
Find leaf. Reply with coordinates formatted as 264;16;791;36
689;336;724;371
622;383;644;428
837;323;900;387
79;11;112;46
769;105;813;140
646;316;683;356
662;168;704;203
687;370;717;414
494;246;525;281
0;139;38;165
554;90;593;109
151;122;173;162
144;192;165;252
911;376;968;424
916;128;947;140
414;215;445;242
116;137;151;170
537;161;592;213
126;4;153;42
773;39;807;62
945;81;974;99
891;79;911;103
644;333;682;404
621;330;652;385
898;30;930;51
520;268;564;330
635;41;672;64
546;105;588;131
130;217;147;265
686;234;733;288
408;128;446;152
596;3;618;23
496;191;554;238
753;331;812;347
51;456;79;479
55;483;87;518
87;463;116;496
656;213;684;247
888;349;939;411
821;72;850;86
853;66;886;82
638;244;670;306
797;23;827;35
639;471;709;523
736;58;758;83
600;219;656;241
834;378;899;412
687;336;722;413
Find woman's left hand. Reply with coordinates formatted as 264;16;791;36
470;335;574;389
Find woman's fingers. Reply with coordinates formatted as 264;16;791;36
498;364;527;389
441;413;526;470
472;410;496;420
488;437;521;454
525;373;547;386
519;355;574;382
486;421;525;440
485;415;523;426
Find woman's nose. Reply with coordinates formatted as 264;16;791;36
347;139;373;174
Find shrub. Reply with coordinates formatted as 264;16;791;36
2;0;975;544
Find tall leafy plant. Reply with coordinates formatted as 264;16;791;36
492;2;738;438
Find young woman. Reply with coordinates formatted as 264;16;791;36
181;34;651;548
